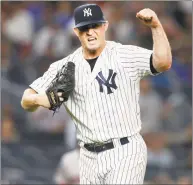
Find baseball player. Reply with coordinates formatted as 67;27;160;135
21;4;172;184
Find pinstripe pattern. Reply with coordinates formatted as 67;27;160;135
79;133;147;184
29;41;155;143
29;41;158;184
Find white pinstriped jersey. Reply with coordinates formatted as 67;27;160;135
30;41;157;144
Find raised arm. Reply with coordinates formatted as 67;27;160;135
136;8;172;72
21;88;51;112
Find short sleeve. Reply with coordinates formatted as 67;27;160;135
29;58;67;93
117;44;160;80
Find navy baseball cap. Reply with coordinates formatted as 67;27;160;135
74;4;107;28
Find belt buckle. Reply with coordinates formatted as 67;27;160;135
101;144;106;151
92;143;100;152
97;144;106;152
102;145;106;150
95;143;106;152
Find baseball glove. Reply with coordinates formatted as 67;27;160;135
46;62;75;113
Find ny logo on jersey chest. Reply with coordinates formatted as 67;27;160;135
95;69;118;94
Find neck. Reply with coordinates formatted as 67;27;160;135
83;41;106;59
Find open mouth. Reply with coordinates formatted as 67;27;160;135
88;37;97;42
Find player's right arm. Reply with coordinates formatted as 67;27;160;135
21;88;50;112
21;58;67;112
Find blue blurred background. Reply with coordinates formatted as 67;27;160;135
1;1;192;184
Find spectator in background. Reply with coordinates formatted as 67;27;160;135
161;89;192;172
139;77;163;135
1;2;37;85
2;2;34;45
139;78;176;169
171;1;192;30
53;146;80;185
6;59;29;85
26;106;71;134
32;16;72;60
1;38;12;79
25;2;46;32
1;104;19;143
187;150;192;169
104;2;135;45
176;176;192;185
152;172;174;184
26;105;77;149
162;90;192;145
172;51;192;100
55;2;73;30
145;132;176;169
5;45;37;86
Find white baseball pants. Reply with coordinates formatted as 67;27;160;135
79;133;147;184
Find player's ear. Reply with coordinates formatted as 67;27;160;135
73;28;79;37
104;21;109;32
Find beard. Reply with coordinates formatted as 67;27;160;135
86;48;97;55
83;42;99;55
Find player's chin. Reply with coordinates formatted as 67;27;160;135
87;43;100;51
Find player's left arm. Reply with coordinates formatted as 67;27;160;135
136;8;172;72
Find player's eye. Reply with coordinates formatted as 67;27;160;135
78;23;102;32
90;23;102;29
78;26;89;32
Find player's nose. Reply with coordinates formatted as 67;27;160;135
86;28;94;35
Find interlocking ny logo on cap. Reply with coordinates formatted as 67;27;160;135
83;8;92;17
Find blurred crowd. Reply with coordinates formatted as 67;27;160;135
1;1;192;184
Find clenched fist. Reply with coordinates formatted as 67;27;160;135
136;8;161;28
